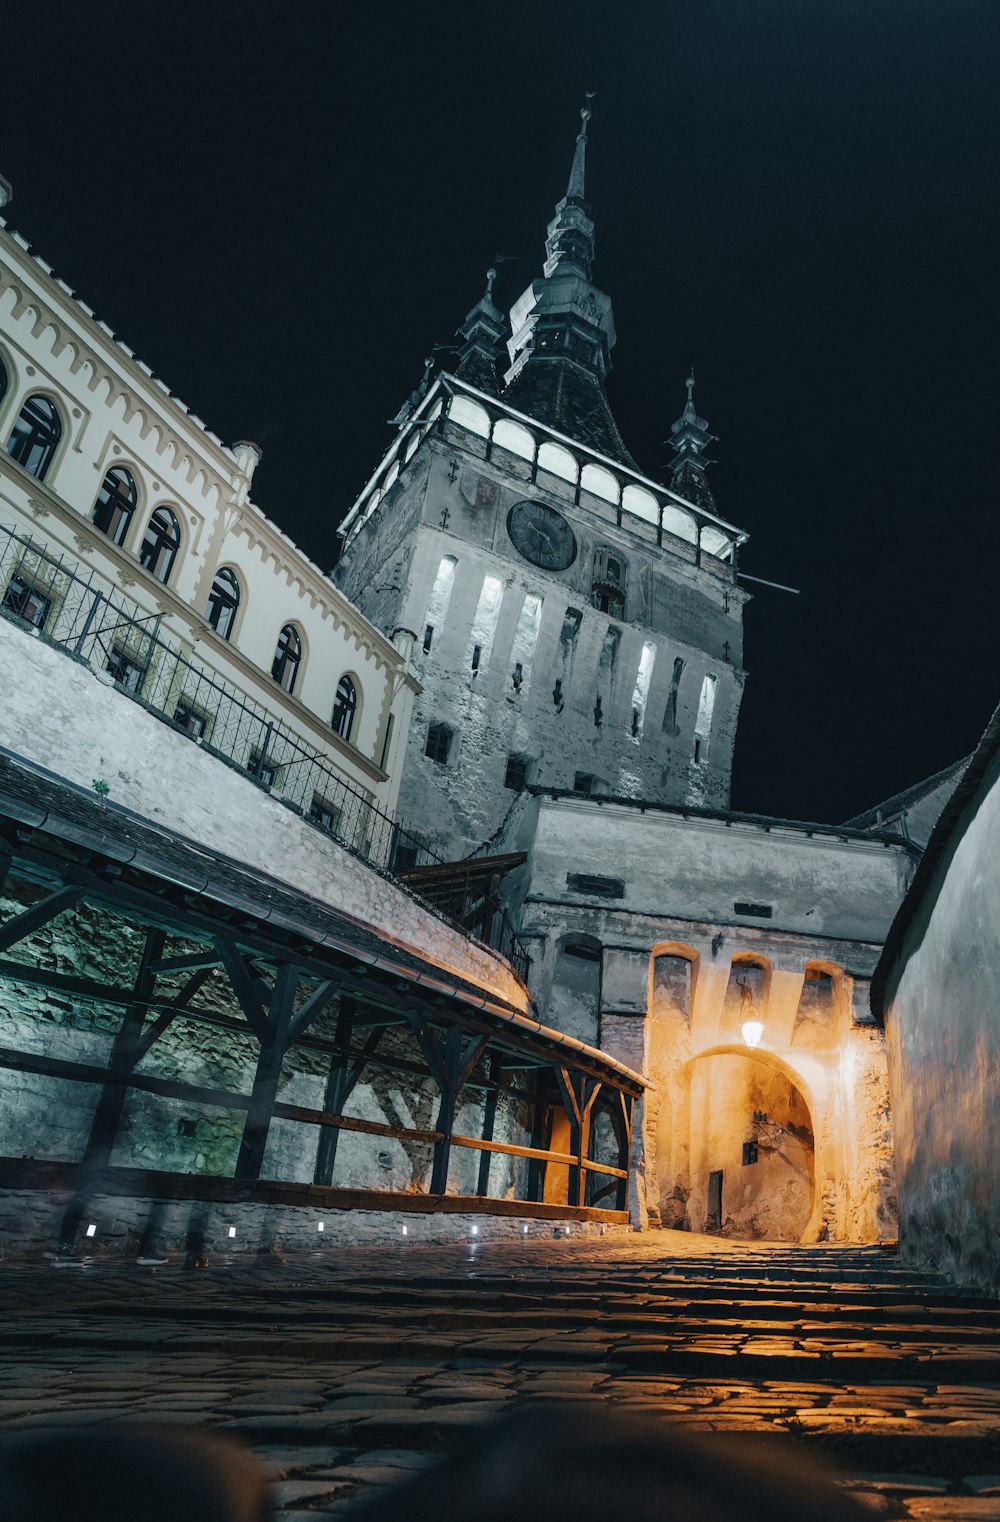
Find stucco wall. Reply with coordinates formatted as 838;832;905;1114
883;747;1000;1295
0;616;529;1012
518;796;903;1243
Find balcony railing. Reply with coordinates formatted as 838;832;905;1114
0;521;530;982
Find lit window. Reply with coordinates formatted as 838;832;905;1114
2;573;51;630
92;467;138;546
139;507;180;584
331;675;357;740
7;394;61;481
206;567;240;640
425;722;451;765
271;624;301;693
106;645;145;694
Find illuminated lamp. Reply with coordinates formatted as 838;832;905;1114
741;1020;764;1049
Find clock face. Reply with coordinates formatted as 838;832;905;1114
507;500;578;571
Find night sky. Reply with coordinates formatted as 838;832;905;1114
4;1;999;825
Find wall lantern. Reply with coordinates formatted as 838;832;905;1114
741;1019;764;1049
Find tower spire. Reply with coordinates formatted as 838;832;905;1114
666;373;719;513
543;94;597;280
502;97;634;464
565;91;594;202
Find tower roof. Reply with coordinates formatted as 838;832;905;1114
454;266;506;393
501;98;636;467
666;374;719;514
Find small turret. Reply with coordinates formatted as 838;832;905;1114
454;267;507;392
666;374;719;514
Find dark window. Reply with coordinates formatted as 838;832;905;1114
504;754;527;791
512;662;523;690
3;574;51;630
592;548;626;618
309;793;341;834
272;624;301;693
331;674;357;740
173;702;207;738
106;645;145;694
574;772;593;793
139;507;180;583
742;1140;759;1167
471;643;481;674
247;752;277;788
566;872;626;899
425;722;451;765
0;355;7;406
92;466;137;546
693;737;701;763
391;829;421;871
205;567;240;640
7;394;61;481
734;901;773;919
423;624;433;653
379;712;395;770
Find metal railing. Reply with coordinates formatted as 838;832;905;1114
0;521;530;981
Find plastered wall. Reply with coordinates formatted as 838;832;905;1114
884;747;1000;1295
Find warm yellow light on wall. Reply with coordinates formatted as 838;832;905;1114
741;1019;764;1049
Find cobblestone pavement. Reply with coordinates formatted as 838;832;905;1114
2;1232;1000;1520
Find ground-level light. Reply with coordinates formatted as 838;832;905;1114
741;1019;765;1049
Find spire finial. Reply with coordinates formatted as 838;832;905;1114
485;266;497;298
566;91;596;201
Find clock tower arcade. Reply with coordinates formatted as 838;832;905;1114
334;106;751;861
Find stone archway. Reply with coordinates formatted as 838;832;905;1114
685;1048;816;1242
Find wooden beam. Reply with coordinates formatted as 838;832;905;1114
214;936;270;1041
0;885;85;955
287;977;339;1045
133;965;215;1063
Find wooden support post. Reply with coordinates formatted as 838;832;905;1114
577;1080;602;1208
616;1090;634;1210
525;1072;547;1202
235;961;299;1181
429;1025;487;1196
82;925;166;1169
556;1066;583;1207
313;997;355;1185
476;1055;501;1197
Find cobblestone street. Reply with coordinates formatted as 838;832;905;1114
2;1232;1000;1520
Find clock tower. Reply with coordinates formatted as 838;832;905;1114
334;106;750;860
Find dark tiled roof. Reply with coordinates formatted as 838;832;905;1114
842;756;970;830
870;703;1000;1023
503;358;638;468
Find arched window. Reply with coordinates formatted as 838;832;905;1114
331;674;357;741
139;507;180;583
0;355;8;408
205;567;240;640
7;394;61;481
92;466;138;546
272;623;301;693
